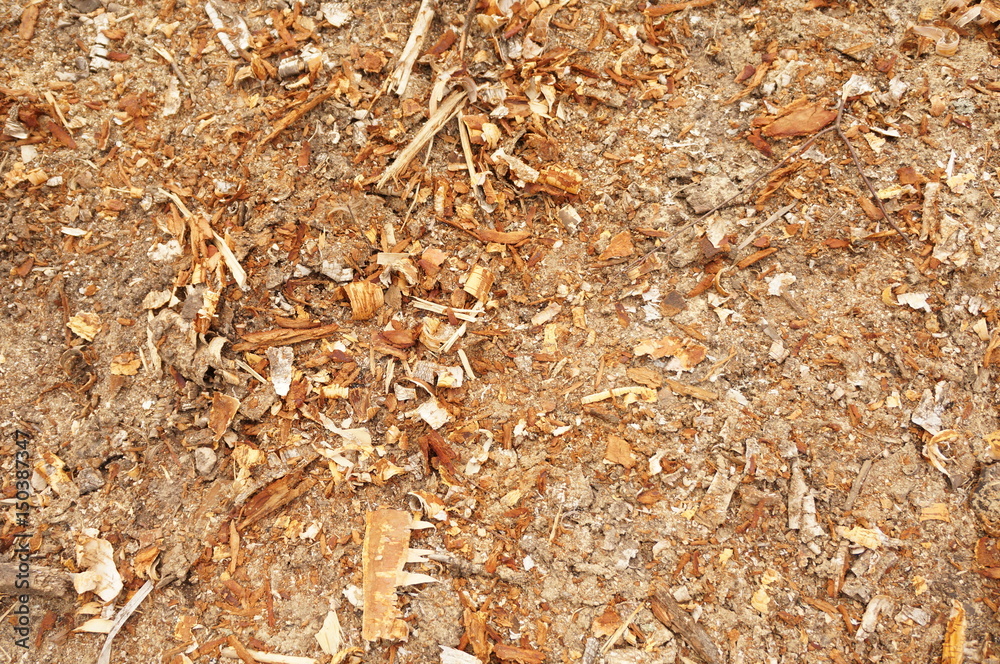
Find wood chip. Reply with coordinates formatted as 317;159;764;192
233;323;340;351
493;643;545;664
644;0;716;16
469;228;531;245
226;635;259;664
762;102;837;138
942;600;966;664
362;509;436;641
345;281;384;320
663;378;718;401
735;247;778;270
604;435;637;468
634;336;707;370
68;312;102;341
18;4;41;41
625;366;661;388
208;393;241;440
598;231;635;260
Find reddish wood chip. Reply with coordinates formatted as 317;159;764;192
494;643;545;664
44;120;77;149
746;130;773;158
735;64;756;83
425;28;456;56
762;102;837;138
471;228;531;244
598;231;635;260
644;0;716;17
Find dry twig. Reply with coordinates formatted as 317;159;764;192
458;0;478;61
377;90;466;189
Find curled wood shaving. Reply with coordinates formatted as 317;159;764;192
912;24;960;56
204;2;241;58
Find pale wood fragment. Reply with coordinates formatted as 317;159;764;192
388;0;435;96
220;647;317;664
581;386;657;404
363;509;412;641
663;378;718;402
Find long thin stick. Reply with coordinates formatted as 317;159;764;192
96;580;156;664
833;98;910;244
458;0;478;61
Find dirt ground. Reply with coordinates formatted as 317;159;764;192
3;0;1000;662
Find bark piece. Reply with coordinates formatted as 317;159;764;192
208;393;241;440
649;591;722;664
695;462;740;529
0;563;73;597
762;102;837;138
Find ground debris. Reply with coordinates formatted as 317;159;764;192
5;0;999;660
